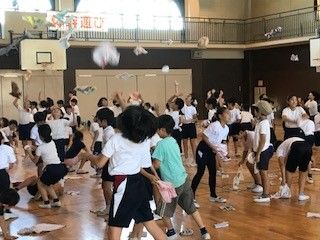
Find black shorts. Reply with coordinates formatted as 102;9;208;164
256;145;274;171
40;164;68;186
181;123;197;139
240;122;253;131
172;129;182;152
93;141;102;155
143;167;154;201
284;127;304;140
101;162;114;182
228;123;240;136
53;139;67;162
27;184;38;196
315;131;320;146
286;141;312;173
270;128;277;146
18;123;31;141
304;135;315;146
0;169;10;194
109;173;154;228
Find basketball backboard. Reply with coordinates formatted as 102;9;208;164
310;38;320;67
20;39;66;70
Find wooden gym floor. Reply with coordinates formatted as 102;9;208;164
7;122;320;240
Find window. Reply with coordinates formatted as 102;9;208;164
2;0;53;12
76;0;183;30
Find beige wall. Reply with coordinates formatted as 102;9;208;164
56;0;74;11
250;0;313;18
197;0;249;19
76;69;192;121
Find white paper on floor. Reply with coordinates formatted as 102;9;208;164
65;191;80;196
219;204;235;211
214;221;229;228
18;223;65;235
307;212;320;218
311;168;320;172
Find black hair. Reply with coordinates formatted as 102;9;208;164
242;104;250;112
174;98;184;110
287;95;297;102
188;94;197;107
0;118;9;127
40;100;48;108
227;97;236;105
206;97;218;109
30;101;38;108
65;104;72;110
69;90;77;96
165;103;170;111
259;94;267;100
212;107;228;122
73;131;83;142
310;91;319;101
97;97;108;107
57;100;64;105
33;112;46;123
0;131;4;143
112;100;120;107
38;124;52;143
8;119;17;127
0;189;20;206
157;114;175;135
70;98;78;104
96;108;115;127
144;102;152;109
46;98;54;108
117;106;157;143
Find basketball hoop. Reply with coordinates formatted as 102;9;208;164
40;62;54;74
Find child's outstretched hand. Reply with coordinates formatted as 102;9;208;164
150;175;160;186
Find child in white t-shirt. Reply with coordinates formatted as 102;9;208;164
227;98;241;157
240;105;254;131
26;124;68;209
70;98;81;128
276;137;312;201
47;107;70;162
252;101;274;203
87;106;166;240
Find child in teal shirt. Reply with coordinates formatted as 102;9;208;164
152;115;211;240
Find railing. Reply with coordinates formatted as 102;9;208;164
5;5;320;45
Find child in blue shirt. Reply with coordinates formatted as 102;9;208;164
152;115;211;240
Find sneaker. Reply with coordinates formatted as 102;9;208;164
39;203;51;209
253;194;270;203
193;200;200;209
153;213;162;221
201;233;211;240
51;200;62;208
307;177;314;184
298;194;310;201
167;233;178;240
209;196;226;203
280;184;291;199
251;185;263;193
96;207;109;216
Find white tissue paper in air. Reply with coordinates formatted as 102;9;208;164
92;42;120;68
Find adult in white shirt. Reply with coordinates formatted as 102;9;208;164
276;137;312;201
304;91;319;120
282;95;306;140
252;100;274;203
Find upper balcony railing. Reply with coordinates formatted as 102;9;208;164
2;5;320;44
